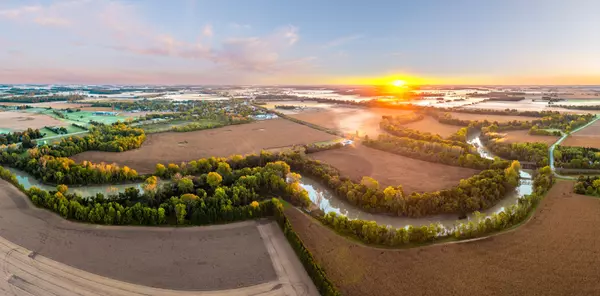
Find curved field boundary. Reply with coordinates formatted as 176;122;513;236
0;179;318;295
0;234;283;296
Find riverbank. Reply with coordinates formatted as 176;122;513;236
287;180;600;296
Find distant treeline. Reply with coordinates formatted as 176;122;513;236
0;94;85;103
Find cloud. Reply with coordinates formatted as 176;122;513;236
0;5;41;19
34;17;71;26
0;1;313;81
202;24;213;37
0;2;75;27
230;22;251;29
323;34;363;49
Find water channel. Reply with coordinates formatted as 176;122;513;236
5;132;532;229
5;167;145;197
299;134;533;229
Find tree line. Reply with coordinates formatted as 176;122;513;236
555;146;600;170
0;159;310;226
480;127;549;167
278;151;520;217
363;133;504;170
379;117;472;150
0;128;44;146
0;94;85;103
321;166;554;246
0;123;146;184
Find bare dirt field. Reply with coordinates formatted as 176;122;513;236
0;111;68;131
448;112;539;123
289;107;413;138
497;130;560;145
308;144;479;193
287;180;600;296
71;119;337;173
562;119;600;148
401;116;461;137
0;179;276;290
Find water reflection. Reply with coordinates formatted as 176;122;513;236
5;167;145;197
298;134;534;229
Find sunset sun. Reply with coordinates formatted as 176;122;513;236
392;79;406;87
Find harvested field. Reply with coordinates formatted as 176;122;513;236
562;119;600;148
289;107;413;137
308;144;479;193
499;130;560;145
0;180;277;290
287;181;600;296
71;119;337;173
401;115;461;137
448;112;539;123
0;111;67;131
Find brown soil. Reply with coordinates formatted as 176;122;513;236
0;111;68;131
448;112;539;123
400;116;461;137
71;119;337;173
0;179;276;290
308;144;479;193
562;120;600;148
499;130;560;144
286;181;600;296
289;107;413;138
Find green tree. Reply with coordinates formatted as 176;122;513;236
175;203;187;225
207;172;223;188
155;164;166;177
177;177;194;193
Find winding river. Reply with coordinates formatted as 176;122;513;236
299;134;533;229
5;133;532;229
5;167;145;197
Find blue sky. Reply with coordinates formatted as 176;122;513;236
1;0;599;85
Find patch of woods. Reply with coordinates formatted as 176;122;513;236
555;146;600;170
0;157;309;226
574;176;600;197
0;128;44;147
281;150;520;217
480;127;550;167
322;166;554;246
0;123;145;184
364;133;495;170
44;126;68;134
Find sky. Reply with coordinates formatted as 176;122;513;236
1;0;600;85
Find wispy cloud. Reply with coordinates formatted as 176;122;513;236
202;24;213;37
323;34;363;49
0;5;41;19
230;22;251;29
0;0;314;73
